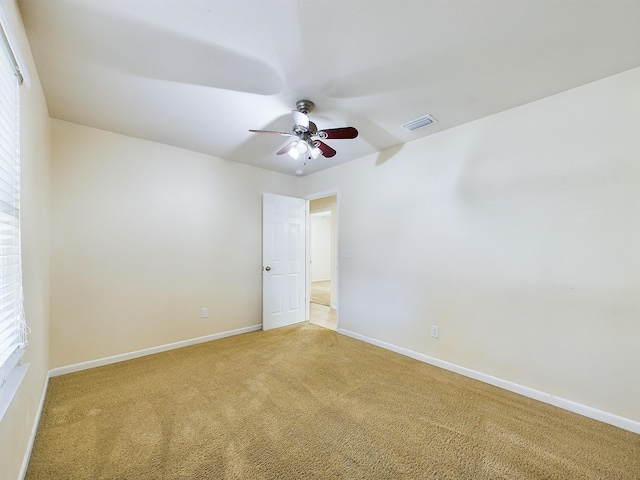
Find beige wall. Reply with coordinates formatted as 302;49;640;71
0;1;50;479
50;120;299;368
301;68;640;422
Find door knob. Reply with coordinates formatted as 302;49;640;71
265;266;271;271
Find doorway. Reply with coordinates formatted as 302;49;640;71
308;194;338;331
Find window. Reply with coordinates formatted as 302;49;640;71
0;3;30;421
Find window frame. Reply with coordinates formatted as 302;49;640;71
0;1;31;422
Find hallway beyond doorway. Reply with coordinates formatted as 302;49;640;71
310;280;331;307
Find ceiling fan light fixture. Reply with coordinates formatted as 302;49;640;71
288;144;300;159
296;141;308;154
310;144;322;159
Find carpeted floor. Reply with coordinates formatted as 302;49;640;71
27;323;640;479
311;280;331;307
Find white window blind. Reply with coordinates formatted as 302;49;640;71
0;20;26;391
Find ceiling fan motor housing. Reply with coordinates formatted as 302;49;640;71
295;99;315;115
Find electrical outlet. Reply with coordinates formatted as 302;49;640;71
201;307;208;319
430;325;439;339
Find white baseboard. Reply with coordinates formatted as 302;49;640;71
19;373;49;480
49;325;262;377
338;328;640;434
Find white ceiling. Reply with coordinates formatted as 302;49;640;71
18;0;640;176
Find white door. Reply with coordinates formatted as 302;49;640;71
262;193;306;330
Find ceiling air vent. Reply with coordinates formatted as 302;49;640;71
401;114;437;132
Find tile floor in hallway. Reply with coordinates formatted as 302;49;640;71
309;302;337;331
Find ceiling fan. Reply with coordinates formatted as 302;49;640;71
249;100;358;162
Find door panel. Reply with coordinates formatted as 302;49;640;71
263;194;306;330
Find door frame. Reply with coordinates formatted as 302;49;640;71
304;189;339;329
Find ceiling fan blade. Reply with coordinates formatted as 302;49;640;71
276;141;297;155
316;141;337;158
292;110;309;130
249;129;294;137
318;126;358;140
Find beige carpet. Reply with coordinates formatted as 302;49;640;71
311;280;331;307
27;323;640;479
